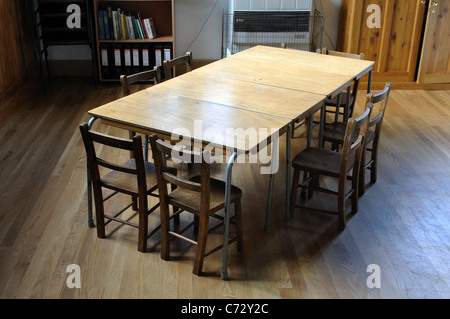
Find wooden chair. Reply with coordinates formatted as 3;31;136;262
149;134;243;276
120;66;161;161
290;107;371;231
79;123;168;252
322;82;392;195
120;66;161;95
322;47;366;124
163;52;193;80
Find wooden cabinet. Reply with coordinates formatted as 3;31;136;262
338;0;427;84
418;0;450;84
338;0;450;87
93;0;175;81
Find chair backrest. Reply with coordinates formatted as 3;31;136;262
79;123;147;194
340;106;371;175
322;47;366;60
149;134;211;212
366;82;392;132
322;47;366;117
163;52;193;80
120;66;161;96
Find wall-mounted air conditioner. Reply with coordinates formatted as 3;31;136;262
223;0;320;57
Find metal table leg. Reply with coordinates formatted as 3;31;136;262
285;125;291;222
86;117;97;228
345;85;351;123
221;151;238;281
367;69;373;94
318;102;326;146
264;135;280;233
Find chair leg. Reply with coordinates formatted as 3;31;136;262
137;195;148;252
351;168;359;215
235;200;244;252
290;168;300;217
337;176;346;231
370;143;379;184
93;190;106;238
308;173;318;200
193;214;209;276
160;202;171;260
359;148;367;197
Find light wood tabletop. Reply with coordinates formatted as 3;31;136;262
151;72;325;122
195;45;374;98
88;89;290;154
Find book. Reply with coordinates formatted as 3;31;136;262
126;16;135;40
107;7;114;39
142;18;156;39
97;10;105;40
117;9;123;40
120;12;126;39
134;19;142;39
103;10;111;40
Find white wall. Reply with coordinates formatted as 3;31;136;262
48;0;340;61
175;0;229;59
313;0;341;50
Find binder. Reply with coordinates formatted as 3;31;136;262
123;46;133;75
100;44;111;79
163;45;171;62
154;45;162;67
141;46;151;71
132;46;141;74
113;44;123;77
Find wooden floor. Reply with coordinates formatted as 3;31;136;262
0;77;449;299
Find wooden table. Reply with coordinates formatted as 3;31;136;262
87;45;374;280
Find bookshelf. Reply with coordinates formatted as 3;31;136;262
93;0;175;81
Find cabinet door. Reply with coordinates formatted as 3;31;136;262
418;0;450;84
339;0;426;82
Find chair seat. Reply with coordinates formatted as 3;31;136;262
323;122;375;144
168;176;242;214
101;159;158;194
325;94;351;106
292;147;343;177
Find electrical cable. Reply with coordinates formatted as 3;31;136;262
184;0;221;53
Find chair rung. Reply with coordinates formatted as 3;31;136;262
204;237;238;258
298;183;338;196
147;224;161;239
147;202;160;215
103;191;119;201
168;230;197;245
211;213;236;225
104;202;135;225
104;214;139;228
